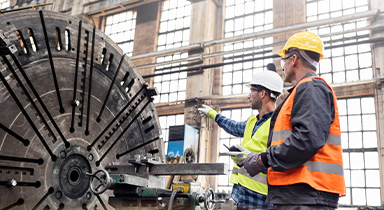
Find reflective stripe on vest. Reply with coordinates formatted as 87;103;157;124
303;161;344;175
272;129;342;146
231;163;268;185
229;116;270;195
238;168;267;185
230;165;239;184
268;76;346;196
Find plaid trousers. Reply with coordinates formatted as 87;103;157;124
232;184;275;210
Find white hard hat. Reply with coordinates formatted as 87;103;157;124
246;71;283;94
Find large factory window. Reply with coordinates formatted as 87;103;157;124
153;0;191;103
0;0;9;9
337;97;380;206
159;114;184;155
217;108;258;193
104;10;137;56
223;0;273;95
306;0;372;84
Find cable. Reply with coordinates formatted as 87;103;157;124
168;187;183;210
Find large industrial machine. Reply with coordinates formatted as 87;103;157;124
0;10;226;209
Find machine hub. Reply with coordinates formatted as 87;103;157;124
59;154;90;199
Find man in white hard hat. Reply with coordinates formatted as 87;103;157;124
198;69;283;210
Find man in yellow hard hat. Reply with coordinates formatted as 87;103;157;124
237;32;346;210
199;69;283;209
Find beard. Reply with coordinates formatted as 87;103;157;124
251;98;262;110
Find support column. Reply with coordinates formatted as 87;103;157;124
132;2;161;86
272;0;306;80
185;0;223;191
370;0;384;205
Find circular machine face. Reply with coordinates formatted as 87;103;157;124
0;10;163;209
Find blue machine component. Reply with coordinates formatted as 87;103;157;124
167;140;184;158
166;124;199;163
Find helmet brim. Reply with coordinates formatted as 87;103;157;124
277;49;285;58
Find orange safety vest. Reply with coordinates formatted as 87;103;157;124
268;76;346;196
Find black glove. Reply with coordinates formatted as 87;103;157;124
228;145;241;152
237;152;266;177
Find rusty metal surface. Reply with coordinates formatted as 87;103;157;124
106;163;228;176
0;10;163;209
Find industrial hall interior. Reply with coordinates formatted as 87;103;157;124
0;0;383;209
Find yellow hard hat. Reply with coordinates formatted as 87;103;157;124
277;32;324;60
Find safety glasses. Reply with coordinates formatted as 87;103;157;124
250;88;258;92
249;86;262;94
280;53;294;69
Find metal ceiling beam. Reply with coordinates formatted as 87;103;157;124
136;22;383;70
131;9;379;61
